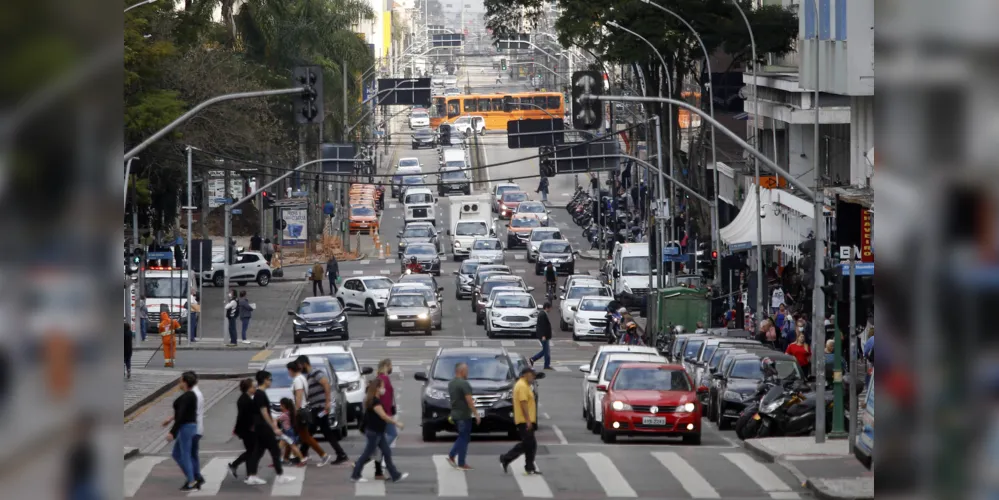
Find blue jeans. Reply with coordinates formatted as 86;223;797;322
530;338;551;368
351;430;402;481
139;318;148;341
375;423;397;465
448;419;473;466
227;317;237;344
541;191;548;203
191;434;204;482
240;317;250;341
189;312;199;341
171;423;198;483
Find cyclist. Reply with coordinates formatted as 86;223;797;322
405;256;422;274
544;262;557;301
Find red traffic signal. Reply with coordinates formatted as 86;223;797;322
710;250;718;259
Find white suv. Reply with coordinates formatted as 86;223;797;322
335;276;393;316
280;344;375;425
452;115;485;136
204;251;272;287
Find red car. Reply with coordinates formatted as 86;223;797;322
598;363;706;444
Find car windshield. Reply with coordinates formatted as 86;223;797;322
405;245;436;255
473;240;501;250
412;112;428;119
393;287;433;301
710;349;734;369
387;295;426;307
519;204;544;213
414;130;432;138
579;298;613;311
455;221;488;236
495;294;535;308
459;261;480;274
730;359;764;380
511;217;540;228
298;300;342;315
531;231;559;241
539;242;571;253
266;364;328;388
774;360;801;380
568;287;608;299
443;166;466;176
621;256;651;275
362;278;393;290
403;176;423;185
402;227;433;238
432;355;512;381
476;271;508;284
144;277;189;299
496;186;519;197
701;345;718;362
503;192;528;202
683;340;705;360
351;206;375;216
405;193;433;203
613;368;691;391
324;354;357;373
454;117;470;124
603;360;657;381
399;159;420;167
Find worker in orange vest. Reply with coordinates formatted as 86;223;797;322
158;310;181;367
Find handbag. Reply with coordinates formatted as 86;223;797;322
296;408;313;428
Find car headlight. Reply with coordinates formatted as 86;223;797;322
389;315;399;320
762;399;784;414
432;258;440;264
674;402;696;413
491;311;501;317
417;313;429;319
425;388;449;400
454;241;461;248
611;401;632;411
293;319;305;326
723;390;743;402
575;316;588;324
530;312;539;318
399;241;408;247
335;314;347;323
499;390;513;400
501;204;507;210
345;381;361;392
622;282;633;294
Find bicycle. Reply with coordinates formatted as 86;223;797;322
545;281;557;302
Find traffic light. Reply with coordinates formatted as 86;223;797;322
820;265;844;302
501;58;507;71
292;66;324;124
539;146;555;177
570;71;603;130
261;190;275;209
696;242;716;281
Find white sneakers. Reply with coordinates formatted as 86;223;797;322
243;475;296;485
241;339;252;344
243;476;266;485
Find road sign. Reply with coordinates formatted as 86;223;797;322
571;71;603;130
279;219;288;230
146;251;173;261
838;262;874;276
551;139;619;174
321;143;357;174
496;34;530;50
376;78;431;106
663;246;679;256
232;208;242;215
431;33;464;48
663;254;688;263
507;119;565;149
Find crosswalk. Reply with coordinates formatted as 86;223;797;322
124;450;801;498
271;338;597;349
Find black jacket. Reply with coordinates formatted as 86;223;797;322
124;323;133;354
326;258;339;278
233;393;256;438
170;391;198;437
536;312;552;340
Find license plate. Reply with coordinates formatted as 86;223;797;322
360;224;368;227
401;322;415;327
752;414;761;421
313;327;327;332
476;409;485;418
642;416;667;426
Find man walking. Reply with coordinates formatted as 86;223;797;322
186;371;207;488
326;255;339;294
245;371;296;486
310;260;325;296
446;362;479;470
499;367;540;475
529;302;553;370
237;291;255;344
297;355;349;466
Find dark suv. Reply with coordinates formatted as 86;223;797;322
414;348;545;442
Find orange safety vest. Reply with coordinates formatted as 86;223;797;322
158;312;180;336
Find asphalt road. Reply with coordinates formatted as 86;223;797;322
123;64;807;500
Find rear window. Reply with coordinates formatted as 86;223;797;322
503;192;528;202
459;261;480;274
683;340;704;360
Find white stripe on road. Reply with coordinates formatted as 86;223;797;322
515;269;526;274
385;259;396;264
271;465;305;496
189;457;235;496
721;453;799;498
349;341;365;348
433;455;469;496
124;456;166;497
552;425;568;445
577;452;636;497
353;270;363;275
651;452;720;498
463;340;478;347
509;456;553;497
388;203;398;209
386;340;402;347
552;366;569;372
425;340;440;347
576;341;592;347
380;269;391;275
500;340;516;347
514;254;525;260
355;459;386;496
359;260;370;265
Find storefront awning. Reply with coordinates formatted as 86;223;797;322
720;184;815;261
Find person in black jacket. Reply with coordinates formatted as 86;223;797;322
162;372;200;491
124;321;133;379
529;302;553;370
244;371;296;486
227;378;257;479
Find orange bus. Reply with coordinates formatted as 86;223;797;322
429;91;565;131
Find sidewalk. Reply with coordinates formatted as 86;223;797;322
743;437;873;500
124;378;240;456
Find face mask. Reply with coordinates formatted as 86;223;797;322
798;326;805;331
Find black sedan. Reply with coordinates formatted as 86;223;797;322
288;296;348;344
400;243;443;276
412;128;436;149
535;239;577;275
397;224;441;258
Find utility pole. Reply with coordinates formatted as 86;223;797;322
812;0;827;442
200;171;208;240
342;60;351;253
848;255;858;448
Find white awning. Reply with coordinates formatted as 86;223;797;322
720;184;814;261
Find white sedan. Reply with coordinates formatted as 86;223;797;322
485;292;539;338
558;280;611;331
570;296;615;341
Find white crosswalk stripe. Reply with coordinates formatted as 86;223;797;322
509;456;553;498
425;340;440;347
189;457;234;496
651;452;720;498
433;455;469;496
271;466;306;496
130;350;156;368
124;456;166;497
385;259;396;264
355;459;386;496
722;453;800;499
552;366;570;372
577;452;637;497
349;341;365;348
386;340;402;347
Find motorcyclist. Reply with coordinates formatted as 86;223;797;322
544;262;557;299
405;256;423;274
622;321;640;345
604;298;623;342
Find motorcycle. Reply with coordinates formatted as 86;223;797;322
753;380;833;438
733;377;796;439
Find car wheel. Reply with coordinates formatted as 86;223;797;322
425;328;433;336
559;318;568;331
365;300;378;317
535;265;542;276
682;433;702;445
707;399;717;423
383;325;390;337
583;406;588;419
600;428;616;444
717;403;730;430
293;335;301;345
342;332;349;340
422;427;436;442
212;272;224;287
572;332;580;341
568;266;575;274
256;271;270;286
587;415;598;433
455;289;461;300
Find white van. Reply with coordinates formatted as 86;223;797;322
403;187;436;226
441;148;468;170
452;115;485;136
131;267;190;333
606;242;656;308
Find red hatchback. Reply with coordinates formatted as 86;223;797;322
598;363;705;444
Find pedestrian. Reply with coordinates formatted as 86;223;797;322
137;297;148;342
297;355;349;466
124;320;133;379
238;291;255;344
174;241;184;269
276;397;309;466
162;371;201;491
262;238;274;266
621;162;632;190
350;377;408;483
780;312;797;351
372;359;398;478
157;310;180;368
224;290;238;346
186;371;206;487
227;378;257;479
245;370;296;486
499;367;540;476
326;255;340;294
590;175;599;197
785;331;812;376
536;177;549;204
285;361;325;465
757;319;779;350
445;362;479;471
529;302;553;370
250;233;262;252
310;260;325;296
188;288;200;342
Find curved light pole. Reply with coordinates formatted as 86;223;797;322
640;0;722;292
124;0;157;12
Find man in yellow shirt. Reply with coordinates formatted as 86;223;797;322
499;367;540;475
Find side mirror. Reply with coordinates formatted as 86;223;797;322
397;231;403;237
711;373;724;380
287;311;295;316
414;372;428;382
527;286;535;292
596;384;608;392
570;306;577;312
578;365;590;373
697;386;709;394
452;270;459;275
361;367;374;375
559;286;566;292
573;250;580;255
613;270;621;278
438;287;445;293
586;375;598;383
439;252;446;256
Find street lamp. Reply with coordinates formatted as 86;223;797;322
124;0;157;12
639;0;722;290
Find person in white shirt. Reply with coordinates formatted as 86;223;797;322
224;290;238;346
286;360;326;463
185;371;207;487
188;289;201;342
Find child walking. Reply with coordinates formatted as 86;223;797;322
277;398;309;467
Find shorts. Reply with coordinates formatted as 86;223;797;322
281;428;298;445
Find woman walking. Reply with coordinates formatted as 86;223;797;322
188;289;201;342
124;320;133;379
350;378;408;483
785;331;812;376
372;359;397;480
227;378;257;479
225;290;238;346
162;372;201;491
245;371;296;486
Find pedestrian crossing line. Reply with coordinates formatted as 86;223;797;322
353;270;364;275
463;340;478;347
577;452;637;498
359;260;371;265
272;465;306;496
576;341;592;347
721;453;799;499
552;366;570;372
514;254;525;260
500;340;516;347
386;259;396;264
124;456;167;497
426;340;440;347
131;350;156;368
509;456;553;498
349;341;365;348
355;460;386;496
380;269;391;275
388;203;398;209
433;455;469;496
515;269;527;274
651;452;720;499
189;457;235;496
386;340;402;347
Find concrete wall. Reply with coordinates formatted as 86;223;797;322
798;0;874;96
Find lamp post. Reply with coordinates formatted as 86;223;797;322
124;0;156;12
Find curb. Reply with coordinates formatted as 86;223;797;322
741;438;779;462
124;447;139;460
741;440;872;500
804;478;874;500
124;371;255;418
132;343;266;352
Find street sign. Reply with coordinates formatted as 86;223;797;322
496;34;530;50
571;71;603;130
321;143;357;174
551;139;619;174
232;208;242;215
507;119;565;149
376;78;431;106
146;251;173;261
213;197;233;205
663;254;688;263
663;246;679;256
431;33;464;48
838;262;874;276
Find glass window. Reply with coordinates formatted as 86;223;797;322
701;345;718;362
324;354;357;373
568;287;608;299
351;206;375;216
495;294;534;308
530;230;559;241
510;217;541;228
473;239;501;250
603;359;657;381
613;368;691;391
447;100;460;117
459;261;480;274
432;355;512;381
239;254;259;263
729;359;764;380
579;298;613;311
362;278;393;290
387;294;426;307
464;99;476;112
444;161;466;169
432;98;445;118
672;338;688;359
491;98;503;111
297;300;342;315
404;245;436;255
534;96;547;108
476;99;489;112
518;203;545;213
621;256;651;275
709;349;732;369
539;241;571;253
503;192;528;202
402;227;433;238
404;193;433;204
455;221;488;236
144;277;189;299
266;364;328;388
683;340;705;360
547;96;561;110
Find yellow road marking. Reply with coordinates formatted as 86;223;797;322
250;349;272;362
